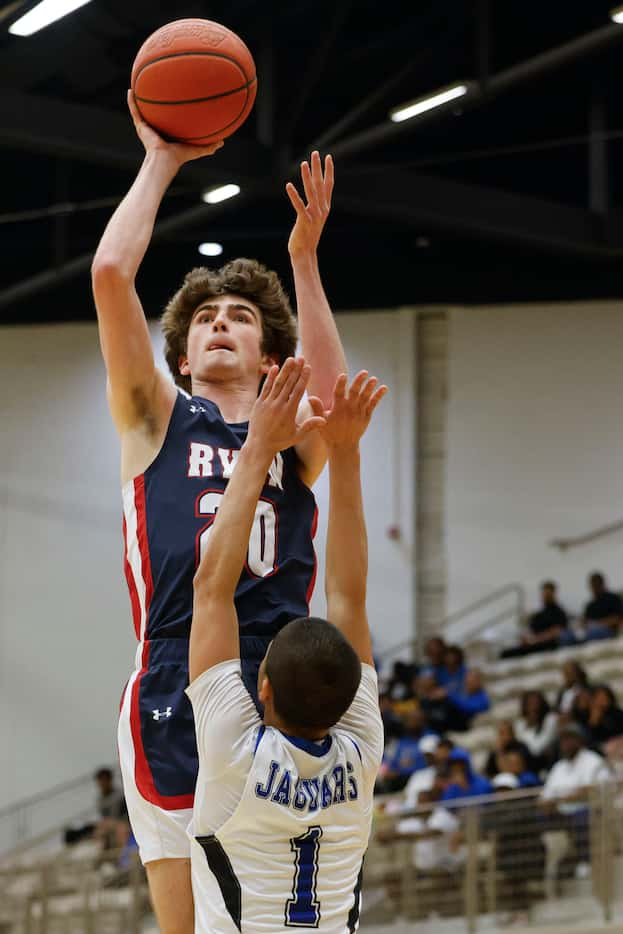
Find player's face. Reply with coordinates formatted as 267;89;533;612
181;293;273;384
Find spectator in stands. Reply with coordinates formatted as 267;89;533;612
575;572;623;642
442;645;466;692
386;659;417;702
540;723;611;866
555;661;590;716
377;706;436;792
444;668;490;730
515;691;558;774
64;767;128;850
501;580;569;658
484;720;532;780
502;743;540;788
402;734;441;811
584;685;623;750
420;635;448;684
440;756;492;801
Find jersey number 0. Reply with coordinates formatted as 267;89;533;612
196;490;278;578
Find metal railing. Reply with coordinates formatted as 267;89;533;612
550;517;623;552
0;772;98;856
379;582;525;667
365;780;623;932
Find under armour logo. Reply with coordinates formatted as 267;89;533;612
189;404;207;414
152;707;172;721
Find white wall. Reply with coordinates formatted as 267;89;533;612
0;312;415;807
447;301;623;621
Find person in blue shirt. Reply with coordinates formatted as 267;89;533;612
445;669;490;730
441;754;493;801
442;645;467;693
378;707;438;792
504;744;540;788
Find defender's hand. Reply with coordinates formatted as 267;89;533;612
320;371;387;450
286;151;334;257
247;358;326;455
128;90;224;167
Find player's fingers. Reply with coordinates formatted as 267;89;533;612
285;181;306;215
324;154;335;207
278;357;305;402
349;370;369;400
300;159;314;206
296;416;327;441
332;373;348;403
270;357;297;398
360;376;379;408
310;150;325;207
260;365;279;400
287;363;311;410
366;384;388;416
307;396;325;419
127;89;142;126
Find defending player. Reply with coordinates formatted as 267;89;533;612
187;360;386;932
91;93;345;933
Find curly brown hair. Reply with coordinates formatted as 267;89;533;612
161;258;298;393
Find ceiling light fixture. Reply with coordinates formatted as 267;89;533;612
610;4;623;23
9;0;93;36
198;242;223;257
389;83;469;124
201;183;240;204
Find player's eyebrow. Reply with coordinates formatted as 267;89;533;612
194;301;258;320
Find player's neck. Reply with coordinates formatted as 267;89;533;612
263;710;328;743
191;377;257;424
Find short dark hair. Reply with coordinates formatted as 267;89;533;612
590;572;605;587
265;617;362;732
94;767;113;781
542;580;557;591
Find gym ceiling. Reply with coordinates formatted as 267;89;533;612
2;0;623;324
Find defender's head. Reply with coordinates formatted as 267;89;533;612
257;617;362;738
161;258;297;394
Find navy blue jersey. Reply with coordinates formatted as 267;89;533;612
121;391;318;808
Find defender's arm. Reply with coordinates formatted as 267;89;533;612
323;373;387;664
190;359;325;682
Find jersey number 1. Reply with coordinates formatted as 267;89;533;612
285;826;322;927
196;491;278;578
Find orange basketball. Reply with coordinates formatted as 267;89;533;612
131;19;257;144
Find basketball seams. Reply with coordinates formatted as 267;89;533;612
133;50;254;87
135;75;257;107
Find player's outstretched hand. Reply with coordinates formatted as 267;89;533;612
127;90;224;166
248;358;326;455
286;151;334;257
320;371;387;450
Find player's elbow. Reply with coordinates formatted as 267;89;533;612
91;255;133;290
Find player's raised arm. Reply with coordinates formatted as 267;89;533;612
190;359;325;682
91;91;223;434
286;151;346;485
323;372;387;665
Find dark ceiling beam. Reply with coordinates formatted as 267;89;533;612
333;169;623;258
0;90;270;185
281;0;353;144
0;184;270;311
328;22;623;161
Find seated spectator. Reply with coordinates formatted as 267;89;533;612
484;720;532;780
401;734;441;811
573;572;623;642
501;581;569;658
64;767;128;850
440;756;492;801
386;659;418;702
584;685;623;750
420;635;449;685
515;691;558;774
556;661;590;716
540;723;611;865
502;743;540;788
442;645;467;692
377;707;436;793
444;668;490;730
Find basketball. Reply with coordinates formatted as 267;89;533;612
131;18;257;144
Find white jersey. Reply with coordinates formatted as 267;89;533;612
186;661;383;933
